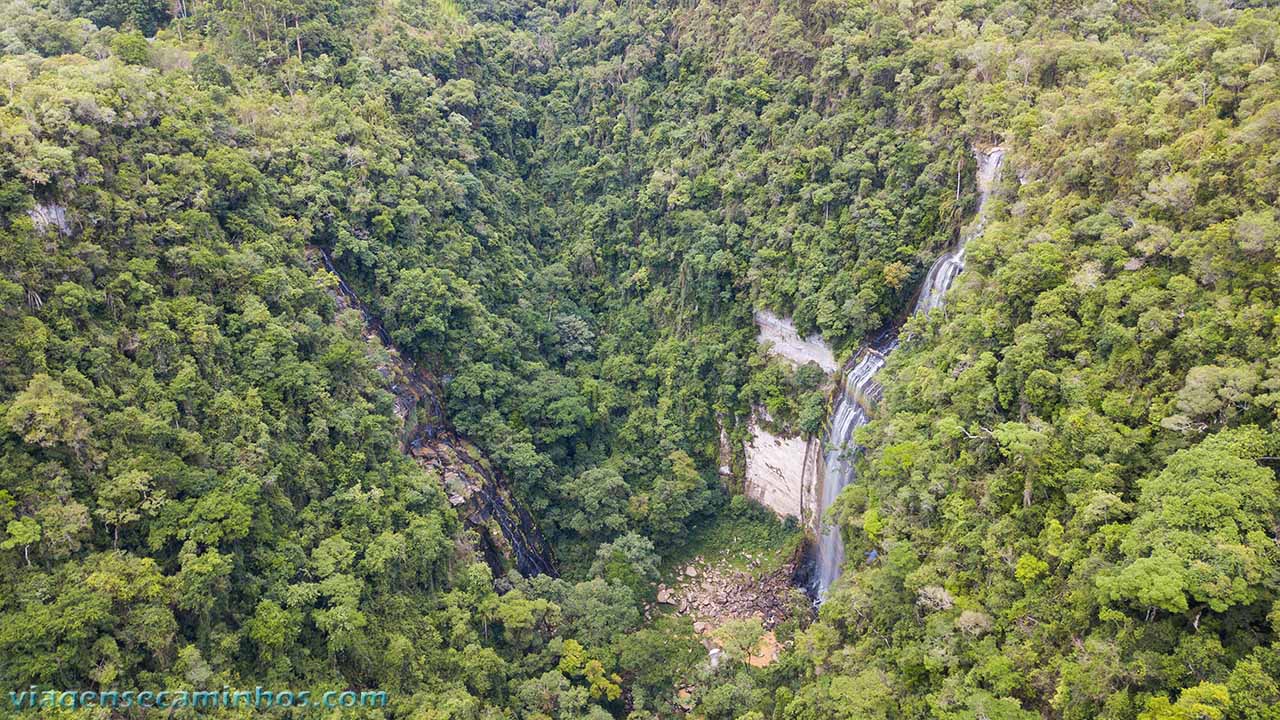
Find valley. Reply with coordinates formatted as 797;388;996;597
2;0;1279;718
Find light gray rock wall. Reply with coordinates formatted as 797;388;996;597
744;312;834;526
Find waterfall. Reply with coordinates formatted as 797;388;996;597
813;146;1005;597
813;349;885;596
912;146;1006;317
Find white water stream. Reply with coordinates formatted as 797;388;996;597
813;146;1005;597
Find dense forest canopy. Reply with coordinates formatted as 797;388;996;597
1;0;1279;717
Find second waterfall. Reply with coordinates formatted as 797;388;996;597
813;146;1006;598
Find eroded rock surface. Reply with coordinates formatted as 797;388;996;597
753;310;836;372
745;313;832;525
28;203;70;236
309;246;556;578
742;409;819;523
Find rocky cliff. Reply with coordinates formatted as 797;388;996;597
743;312;831;528
309;247;557;579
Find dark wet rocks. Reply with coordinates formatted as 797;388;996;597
307;245;556;579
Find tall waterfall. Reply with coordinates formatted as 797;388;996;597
813;349;885;596
813;146;1005;597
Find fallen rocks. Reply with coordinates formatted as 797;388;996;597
655;550;812;671
666;560;802;630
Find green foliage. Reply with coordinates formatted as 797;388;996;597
4;374;89;450
1138;683;1231;720
560;467;630;541
109;31;149;64
3;0;1280;718
590;532;660;599
711;617;765;665
67;0;168;34
1099;428;1277;614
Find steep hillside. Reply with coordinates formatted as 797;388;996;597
1;0;1279;717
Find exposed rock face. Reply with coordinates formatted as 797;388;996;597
742;409;820;525
410;436;557;578
753;310;837;372
309;246;556;579
28;203;70;236
743;312;834;526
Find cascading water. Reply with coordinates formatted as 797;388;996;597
813;349;885;596
813;146;1005;597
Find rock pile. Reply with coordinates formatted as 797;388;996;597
655;554;806;630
